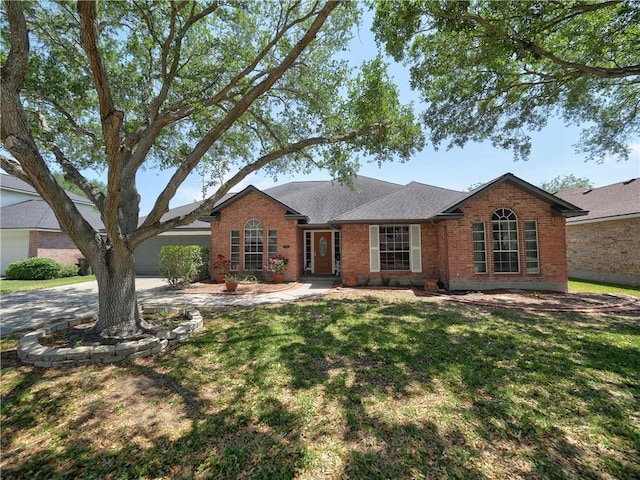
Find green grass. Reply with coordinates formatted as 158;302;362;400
0;275;96;295
1;295;638;479
569;278;640;297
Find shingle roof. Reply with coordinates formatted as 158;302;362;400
0;199;104;231
0;173;91;204
332;181;465;222
264;176;403;225
555;178;640;223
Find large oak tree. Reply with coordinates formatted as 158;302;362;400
1;0;422;336
373;0;639;162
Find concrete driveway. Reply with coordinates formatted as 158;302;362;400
0;277;167;336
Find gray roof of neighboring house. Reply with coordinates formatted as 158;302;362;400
0;199;104;231
555;178;640;223
0;173;91;204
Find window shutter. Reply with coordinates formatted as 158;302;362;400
369;225;380;272
410;224;422;273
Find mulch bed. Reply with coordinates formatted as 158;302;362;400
174;280;301;295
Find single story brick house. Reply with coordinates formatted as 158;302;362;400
199;173;587;292
0;174;103;275
555;178;639;287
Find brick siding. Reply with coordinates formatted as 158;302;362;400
442;182;568;291
566;217;640;286
209;191;301;281
29;231;84;267
340;182;569;291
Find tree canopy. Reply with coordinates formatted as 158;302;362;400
540;174;594;193
373;0;640;162
1;0;422;336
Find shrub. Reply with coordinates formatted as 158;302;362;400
158;245;208;288
5;257;62;280
58;264;80;277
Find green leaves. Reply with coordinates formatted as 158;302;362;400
373;0;640;162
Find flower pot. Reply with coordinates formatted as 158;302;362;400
344;275;358;287
214;274;226;283
273;273;284;283
225;281;238;292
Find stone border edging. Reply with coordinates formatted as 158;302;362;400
17;306;203;368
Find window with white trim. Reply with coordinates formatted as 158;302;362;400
524;221;540;274
472;222;487;274
230;230;240;271
267;229;277;259
369;225;421;273
492;209;520;273
380;225;410;270
244;219;263;270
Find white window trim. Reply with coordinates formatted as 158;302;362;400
492;209;521;274
472;222;488;275
369;224;422;273
524;220;540;274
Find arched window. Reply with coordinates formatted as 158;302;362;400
244;219;264;270
492;208;519;273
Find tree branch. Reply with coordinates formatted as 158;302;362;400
45;142;106;213
441;7;640;79
133;122;382;245
140;1;342;227
1;0;29;90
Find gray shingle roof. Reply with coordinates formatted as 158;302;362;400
332;181;465;222
555;178;640;223
264;176;403;225
0;173;91;204
1;199;104;231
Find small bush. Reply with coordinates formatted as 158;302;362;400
58;264;80;277
5;257;62;280
159;245;208;288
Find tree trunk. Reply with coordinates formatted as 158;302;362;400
93;246;142;337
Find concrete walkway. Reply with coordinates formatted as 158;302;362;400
0;277;335;336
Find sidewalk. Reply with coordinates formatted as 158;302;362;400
0;277;334;336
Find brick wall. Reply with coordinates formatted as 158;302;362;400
340;223;441;284
210;191;301;281
566;217;640;286
444;182;568;292
29;231;84;267
340;182;569;291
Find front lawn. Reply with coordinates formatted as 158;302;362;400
569;278;640;297
1;294;638;479
0;275;96;295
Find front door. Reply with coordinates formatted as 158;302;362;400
313;232;333;274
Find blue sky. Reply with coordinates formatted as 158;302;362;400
141;13;638;215
3;10;638;215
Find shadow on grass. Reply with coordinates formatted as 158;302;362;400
1;298;638;478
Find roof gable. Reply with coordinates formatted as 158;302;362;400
205;185;307;221
440;173;588;218
1;173;93;205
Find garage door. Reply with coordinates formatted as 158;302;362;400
1;230;29;276
134;234;210;275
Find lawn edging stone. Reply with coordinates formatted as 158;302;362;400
17;306;203;368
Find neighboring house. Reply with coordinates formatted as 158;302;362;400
555;178;640;287
195;173;587;292
0;174;103;275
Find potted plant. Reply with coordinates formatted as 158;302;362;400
224;273;238;292
211;253;231;282
264;254;288;283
